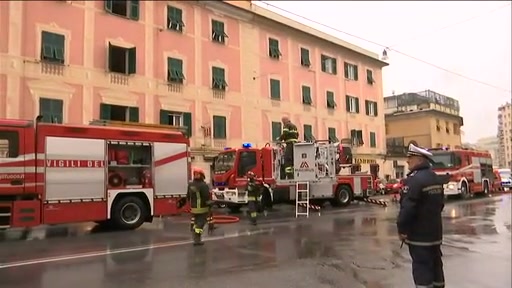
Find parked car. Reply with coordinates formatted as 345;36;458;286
384;178;404;194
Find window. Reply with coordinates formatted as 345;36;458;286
328;127;338;142
212;66;228;90
238;151;257;177
369;132;377;148
167;57;185;83
39;98;63;124
270;79;281;100
366;69;374;85
302;85;312;105
321;55;337;75
105;0;139;21
303;124;315;142
213;115;227;139
365;100;378;116
346;95;359;113
453;123;460;135
41;31;65;64
159;110;192;137
212;20;228;44
350;129;364;146
300;47;311;67
268;38;282;59
344;62;358;80
0;131;19;158
436;119;441;131
445;121;450;134
108;42;136;74
271;121;282;141
326;91;336;109
99;103;139;122
167;6;184;32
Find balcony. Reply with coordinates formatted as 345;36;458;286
110;73;129;86
212;139;227;149
167;83;183;93
212;89;226;100
40;62;65;76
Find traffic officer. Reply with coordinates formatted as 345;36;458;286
187;167;212;246
397;144;446;288
278;116;299;179
246;171;261;225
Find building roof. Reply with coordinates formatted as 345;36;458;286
385;109;464;126
221;1;388;67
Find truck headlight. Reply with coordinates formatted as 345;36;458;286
446;183;455;190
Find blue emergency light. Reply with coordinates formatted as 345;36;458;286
242;143;252;148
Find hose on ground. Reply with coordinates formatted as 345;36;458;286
211;215;240;224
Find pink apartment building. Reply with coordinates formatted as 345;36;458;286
0;0;390;177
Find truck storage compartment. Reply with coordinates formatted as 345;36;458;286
11;200;41;228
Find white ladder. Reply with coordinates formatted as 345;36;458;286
295;181;310;218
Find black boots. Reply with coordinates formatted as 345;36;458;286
193;232;204;246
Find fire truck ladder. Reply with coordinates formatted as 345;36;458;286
295;181;310;218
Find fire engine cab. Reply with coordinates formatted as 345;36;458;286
429;147;494;198
211;140;375;215
0;118;190;230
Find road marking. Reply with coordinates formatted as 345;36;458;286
0;228;274;269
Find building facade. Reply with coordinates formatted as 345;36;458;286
498;103;512;169
474;136;500;168
384;90;464;179
0;0;388;178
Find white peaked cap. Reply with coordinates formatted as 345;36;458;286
407;143;433;159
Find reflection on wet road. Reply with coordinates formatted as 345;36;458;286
0;195;510;288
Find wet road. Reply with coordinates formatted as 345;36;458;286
0;195;510;288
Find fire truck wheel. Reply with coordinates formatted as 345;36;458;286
460;182;470;200
331;185;353;207
482;182;490;196
111;196;148;230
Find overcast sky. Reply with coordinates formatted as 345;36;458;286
255;1;512;143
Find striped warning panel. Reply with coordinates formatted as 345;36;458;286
361;198;388;207
298;203;322;211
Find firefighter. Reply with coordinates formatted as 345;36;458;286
278;116;299;179
397;144;446;288
246;171;261;226
187;167;212;246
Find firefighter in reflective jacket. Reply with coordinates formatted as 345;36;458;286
246;171;261;225
187;167;212;246
278;116;299;178
397;144;446;288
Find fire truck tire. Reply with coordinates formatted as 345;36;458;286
331;185;353;207
482;181;490;196
460;182;470;200
110;196;148;230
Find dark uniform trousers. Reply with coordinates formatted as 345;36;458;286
284;142;294;176
408;244;445;288
246;181;260;225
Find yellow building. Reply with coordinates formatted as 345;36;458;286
383;90;464;179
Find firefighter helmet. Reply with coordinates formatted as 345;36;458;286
192;167;205;179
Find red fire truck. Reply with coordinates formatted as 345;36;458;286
0;118;191;230
428;147;494;199
210;140;375;213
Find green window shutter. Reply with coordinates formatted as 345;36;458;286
159;109;169;125
50;99;63;123
213;20;224;33
271;122;282;141
354;65;359;81
300;48;310;66
129;0;139;20
107;43;114;72
355;97;360;113
41;32;53;59
168;58;184;82
344;62;349;78
53;34;65;61
183;112;192;137
328;127;338;142
374;102;378;116
332;58;337;75
370;132;376;148
39;98;52;123
213;116;226;139
269;38;281;58
302;86;312;104
212;67;227;89
99;103;111;120
350;129;356;140
270;79;281;100
326;91;335;108
345;95;351;112
365;100;369;115
356;130;364;145
128;107;139;122
128;47;136;74
303;124;313;141
104;0;113;12
320;55;326;72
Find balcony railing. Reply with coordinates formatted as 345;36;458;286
212;139;227;149
40;62;65;76
110;73;129;86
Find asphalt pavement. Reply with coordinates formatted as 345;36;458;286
0;194;510;288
